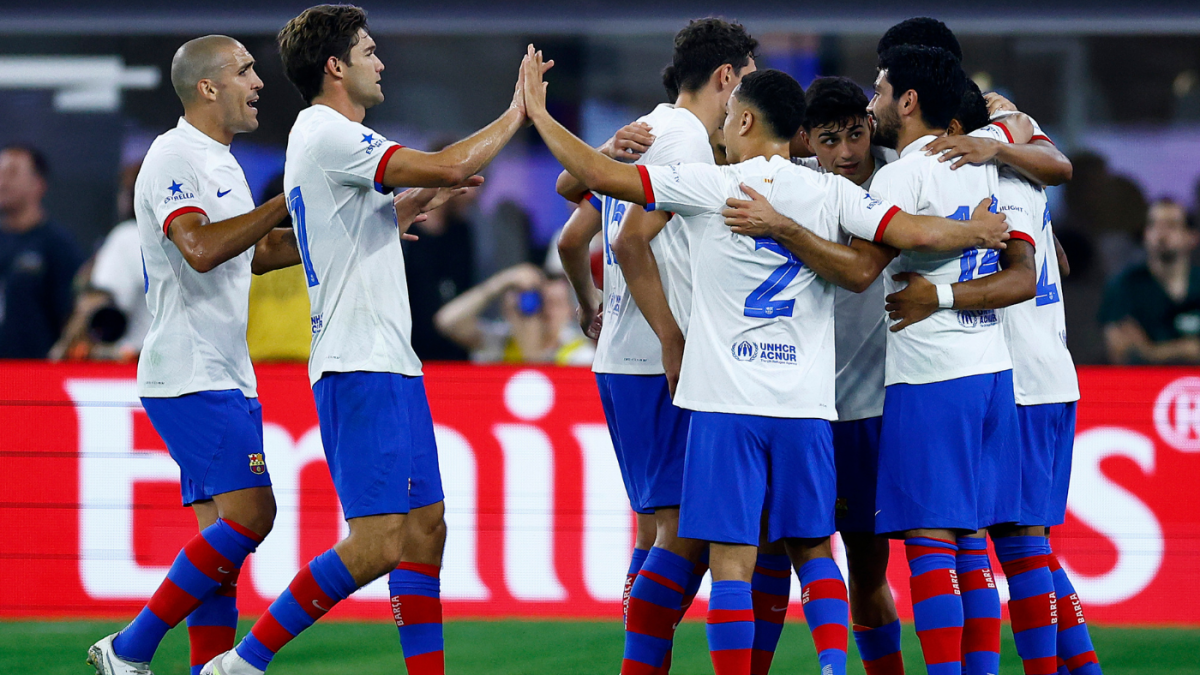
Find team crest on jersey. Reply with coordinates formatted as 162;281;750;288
957;309;998;328
162;180;196;204
248;453;266;475
361;133;387;154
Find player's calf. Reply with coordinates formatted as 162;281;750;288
786;537;849;675
842;533;903;675
390;501;449;675
957;533;1001;675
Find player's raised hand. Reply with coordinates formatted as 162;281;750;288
723;183;791;238
923;134;1002;170
521;44;554;123
984;92;1018;115
601;122;655;162
885;272;939;331
968;197;1009;250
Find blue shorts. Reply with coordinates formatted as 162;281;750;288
141;390;271;506
679;411;835;546
832;416;882;534
595;373;689;514
313;372;444;520
876;370;1021;535
1017;402;1077;527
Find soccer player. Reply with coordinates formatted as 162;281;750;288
860;44;1039;675
887;110;1097;675
88;35;299;675
200;6;537;675
520;43;1009;675
556;18;764;675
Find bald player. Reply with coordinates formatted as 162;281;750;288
87;35;298;675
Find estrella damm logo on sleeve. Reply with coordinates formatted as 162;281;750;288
248;452;266;475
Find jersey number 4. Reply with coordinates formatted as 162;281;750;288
287;187;320;287
744;237;803;319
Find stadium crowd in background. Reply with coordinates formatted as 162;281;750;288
0;144;84;359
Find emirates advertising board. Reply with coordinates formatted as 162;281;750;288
1;362;1198;624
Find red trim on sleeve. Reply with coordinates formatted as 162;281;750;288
373;144;403;191
579;191;594;204
1009;230;1036;248
162;206;206;237
1030;134;1055;145
636;165;656;209
873;205;901;243
995;121;1015;144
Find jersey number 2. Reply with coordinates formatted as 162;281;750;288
744;237;803;319
287;186;320;287
949;203;999;282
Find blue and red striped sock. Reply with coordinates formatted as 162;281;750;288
1048;549;1102;675
995;536;1058;675
658;552;709;675
853;620;905;675
956;537;1001;675
113;519;261;663
625;548;650;627
749;554;790;675
905;537;962;675
186;570;240;675
798;557;849;675
621;547;693;675
707;579;755;675
235;548;359;671
389;562;444;675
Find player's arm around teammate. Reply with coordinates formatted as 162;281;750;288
556;199;604;338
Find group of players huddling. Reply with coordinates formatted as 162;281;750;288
84;5;1101;675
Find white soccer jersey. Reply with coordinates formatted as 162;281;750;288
796;146;891;421
284;104;422;385
871;129;1017;387
135;118;257;398
591;104;714;374
998;169;1079;405
642;155;900;419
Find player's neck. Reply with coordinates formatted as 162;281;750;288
674;90;723;136
182;110;234;146
736;137;791;164
313;89;366;124
897;119;943;154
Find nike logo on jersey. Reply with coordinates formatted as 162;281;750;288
217;188;232;198
217;567;231;574
312;599;328;612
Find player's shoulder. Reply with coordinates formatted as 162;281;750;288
144;130;199;168
639;105;711;165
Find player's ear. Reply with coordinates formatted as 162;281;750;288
740;109;753;137
324;55;343;80
946;119;964;136
899;89;917;118
196;78;218;102
715;63;734;90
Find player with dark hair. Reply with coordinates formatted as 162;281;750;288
200;5;539;675
555;17;765;675
521;45;1010;674
87;34;300;675
876;17;963;61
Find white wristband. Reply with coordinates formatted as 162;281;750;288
936;283;955;309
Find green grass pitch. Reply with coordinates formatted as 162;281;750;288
4;619;1199;674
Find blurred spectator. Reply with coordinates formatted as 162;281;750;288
434;262;594;365
0;144;84;358
403;148;478;361
51;163;150;361
1099;198;1200;364
246;174;310;362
